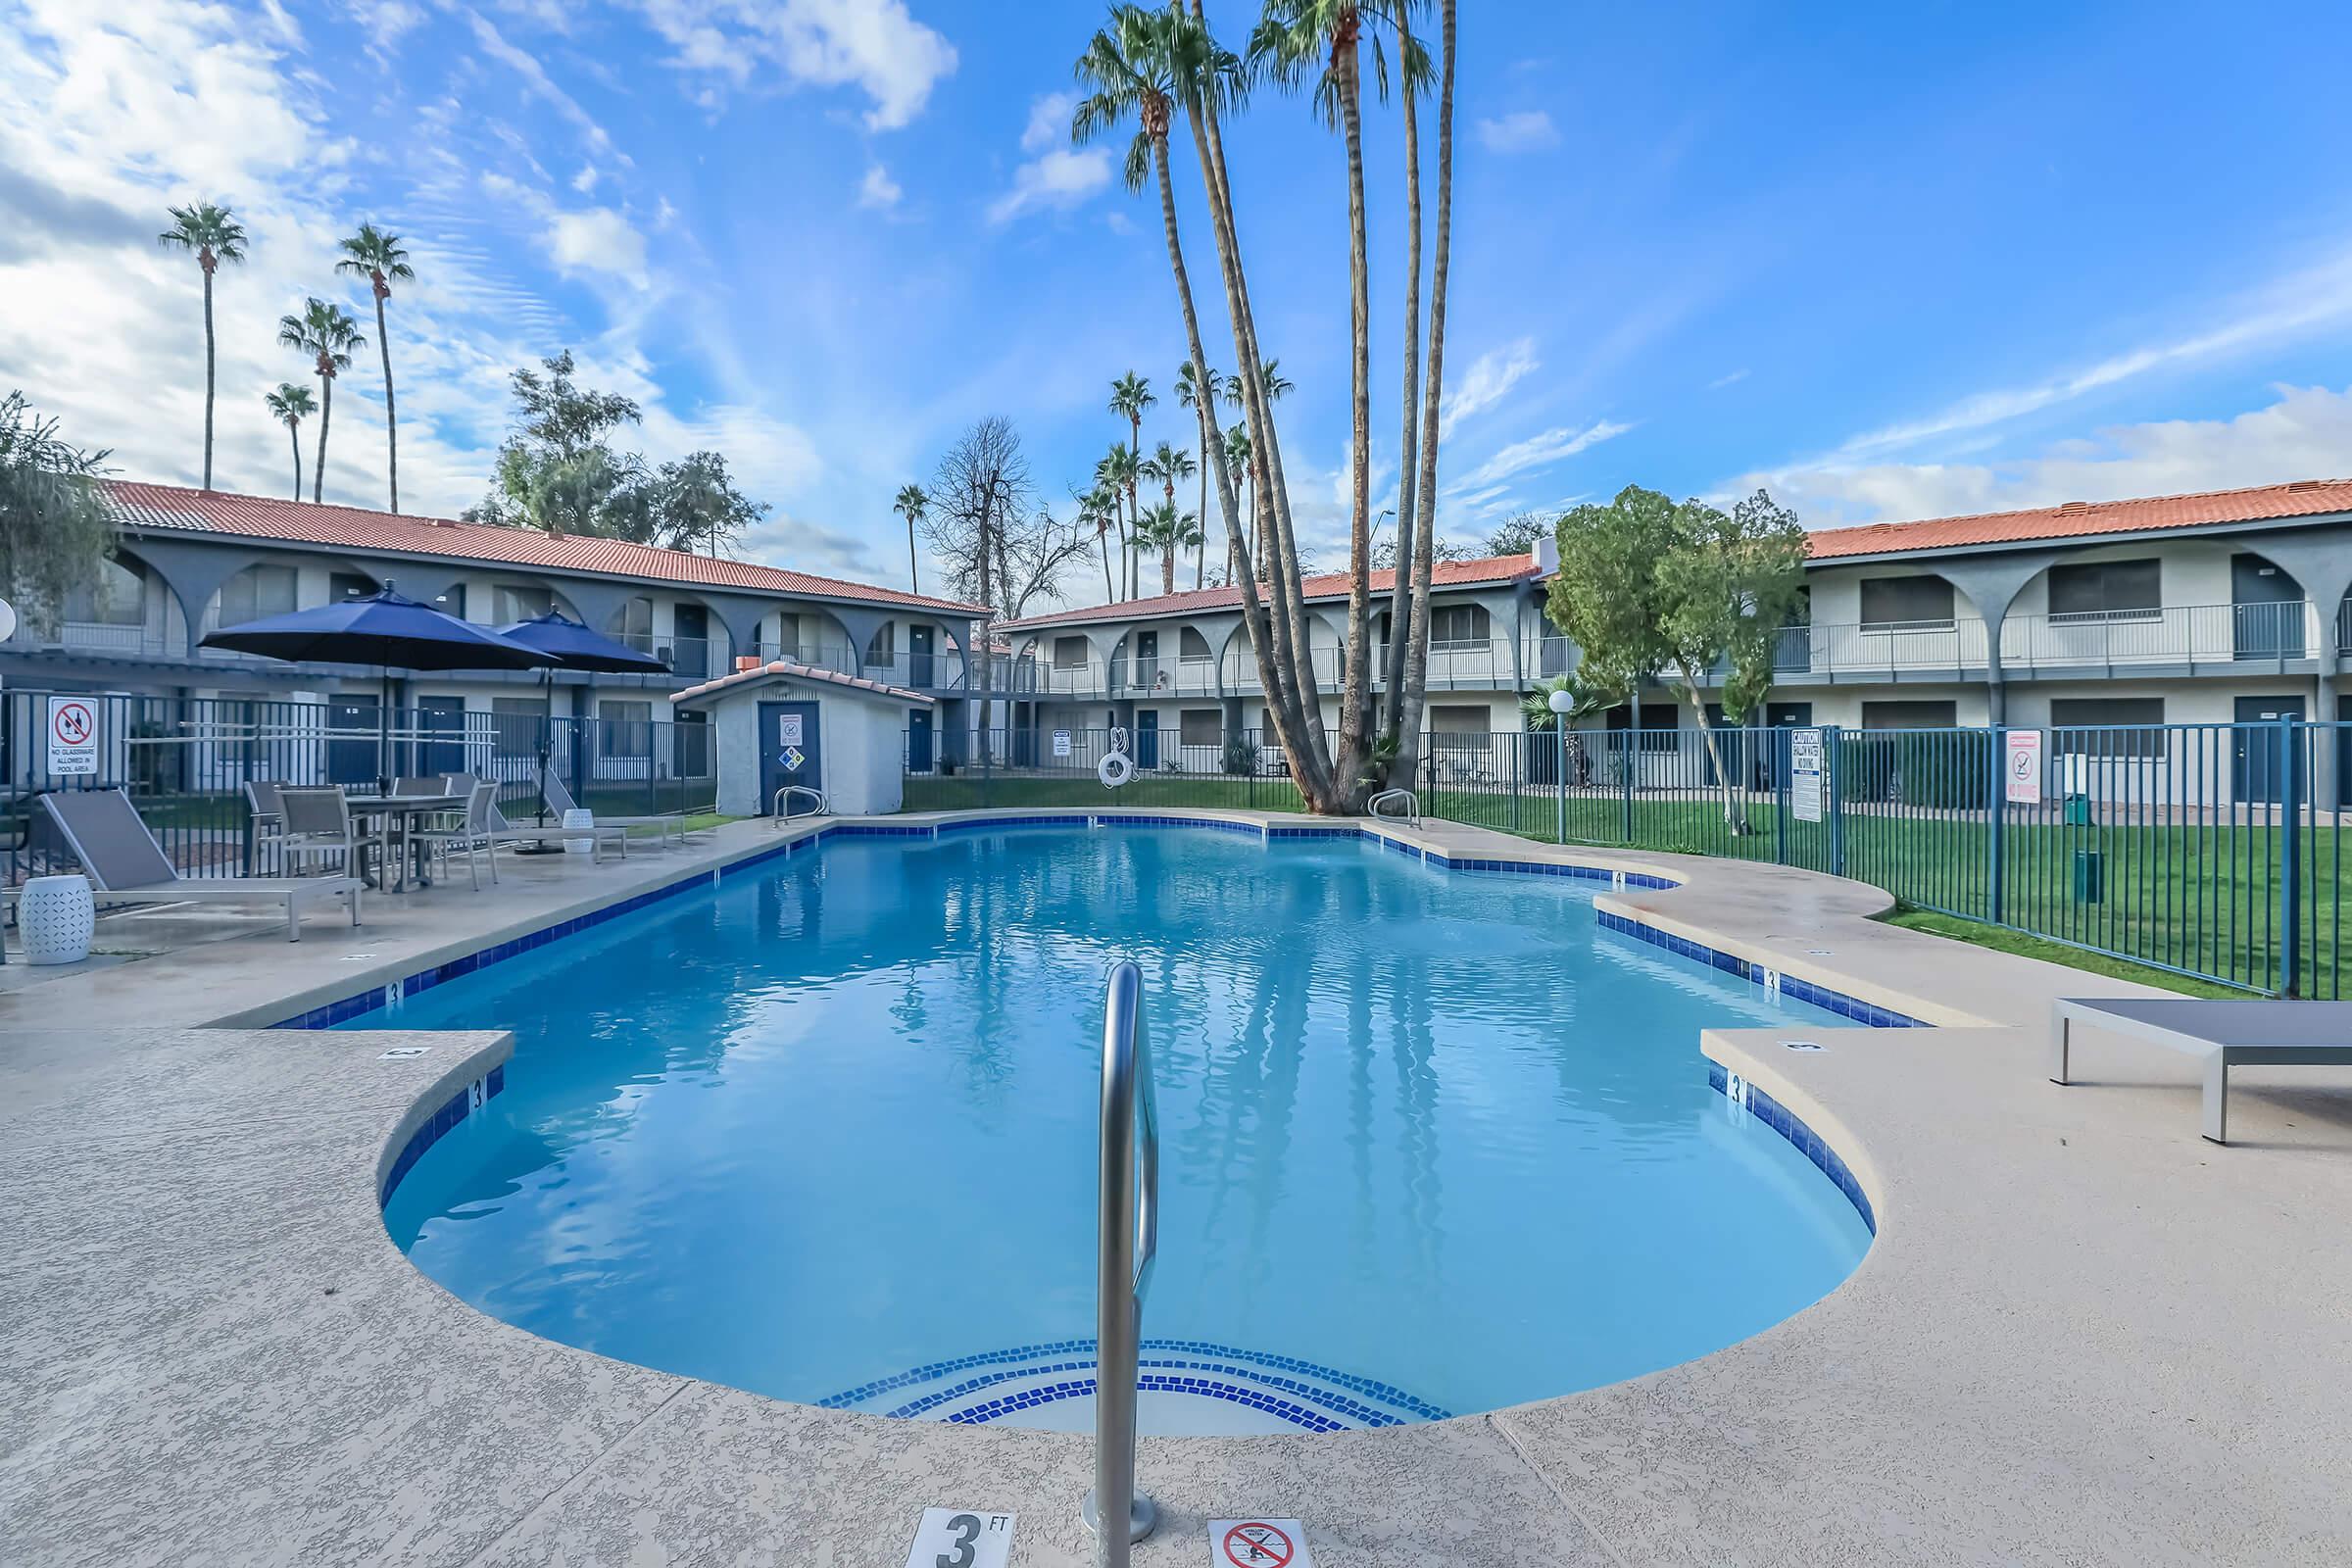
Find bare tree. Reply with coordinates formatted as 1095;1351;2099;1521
922;416;1033;617
1000;507;1098;620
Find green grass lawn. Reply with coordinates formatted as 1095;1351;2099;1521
1877;906;2246;998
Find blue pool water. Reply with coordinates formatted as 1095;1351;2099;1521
374;827;1870;1432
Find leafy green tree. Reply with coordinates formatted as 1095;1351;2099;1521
647;451;765;555
263;382;315;501
1545;484;1808;829
1485;510;1550;556
471;352;645;533
157;202;247;492
0;391;113;631
333;223;416;512
275;298;365;504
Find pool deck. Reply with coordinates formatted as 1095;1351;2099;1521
4;808;2349;1565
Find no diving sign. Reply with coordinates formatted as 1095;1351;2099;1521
1211;1519;1313;1567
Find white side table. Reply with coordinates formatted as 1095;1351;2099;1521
20;874;95;965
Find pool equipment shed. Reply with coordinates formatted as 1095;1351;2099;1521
670;661;932;818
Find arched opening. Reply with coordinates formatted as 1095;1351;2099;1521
2230;550;2307;660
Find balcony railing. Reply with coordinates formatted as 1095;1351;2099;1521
613;632;727;680
1761;602;2320;680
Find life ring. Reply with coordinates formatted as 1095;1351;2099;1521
1099;750;1135;788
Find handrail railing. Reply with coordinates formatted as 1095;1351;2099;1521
1367;786;1420;826
1083;960;1158;1563
771;785;826;822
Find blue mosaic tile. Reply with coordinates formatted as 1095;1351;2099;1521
376;1069;506;1206
1711;1068;1876;1235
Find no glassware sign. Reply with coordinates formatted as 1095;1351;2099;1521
48;697;98;775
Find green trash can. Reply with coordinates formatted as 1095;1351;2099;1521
2073;848;2104;904
2064;793;2094;825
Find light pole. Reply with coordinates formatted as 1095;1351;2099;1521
1548;688;1575;843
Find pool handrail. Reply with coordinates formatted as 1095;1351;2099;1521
1084;959;1158;1562
1367;786;1421;827
771;784;827;822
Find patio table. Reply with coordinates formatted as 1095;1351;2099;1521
343;794;466;892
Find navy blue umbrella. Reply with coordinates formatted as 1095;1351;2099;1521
201;581;559;788
492;611;669;837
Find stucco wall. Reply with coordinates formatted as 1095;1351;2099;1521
682;677;917;817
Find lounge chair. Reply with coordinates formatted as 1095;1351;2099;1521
2050;996;2352;1144
540;767;708;850
9;788;361;942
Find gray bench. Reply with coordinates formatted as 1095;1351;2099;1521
2050;997;2352;1145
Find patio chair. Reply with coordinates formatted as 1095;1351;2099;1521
409;780;506;890
392;775;449;798
540;766;707;850
6;788;360;942
243;779;286;870
276;785;367;878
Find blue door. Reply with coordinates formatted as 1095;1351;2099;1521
908;624;936;688
417;695;466;776
2231;696;2303;805
759;701;823;814
1136;709;1159;769
907;709;935;772
328;694;379;785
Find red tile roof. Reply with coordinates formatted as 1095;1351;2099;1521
1805;477;2352;561
102;481;988;614
668;659;932;707
998;553;1542;630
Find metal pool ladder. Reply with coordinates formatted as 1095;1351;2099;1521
1082;959;1159;1564
771;784;827;822
1367;787;1420;827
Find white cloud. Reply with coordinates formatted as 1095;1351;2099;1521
858;162;902;210
987;146;1110;224
570;162;600;193
616;0;957;130
463;9;627;164
1736;383;2352;527
1441;337;1539;435
1706;368;1749;391
545;205;649;286
1456;419;1634;488
1022;91;1075;153
1476;110;1558;153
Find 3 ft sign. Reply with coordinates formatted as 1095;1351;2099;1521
47;697;100;776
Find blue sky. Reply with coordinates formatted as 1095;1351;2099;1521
6;0;2352;604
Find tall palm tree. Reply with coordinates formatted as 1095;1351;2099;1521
893;483;928;593
276;299;365;505
1081;483;1120;600
1175;362;1221;587
1144;440;1197;592
1257;358;1294;404
1140;500;1201;595
333;223;416;513
1222;418;1254;579
1107;371;1153;598
1076;4;1343;808
1099;442;1142;602
1253;2;1427;788
263;382;315;501
157;202;248;492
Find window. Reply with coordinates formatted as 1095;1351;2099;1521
865;623;896;665
1053;635;1089;670
1861;700;1956;729
432;583;467;619
1428;604;1491;649
2050;697;2168;757
599;699;653;725
329;571;374;603
1605;703;1682;752
1180;710;1221;747
216;564;298;627
1179;626;1212;662
64;558;145;625
607;596;654;642
1859;576;1954;629
1429;704;1491;736
2047;559;2159;621
494;583;555;623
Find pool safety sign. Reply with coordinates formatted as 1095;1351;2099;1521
903;1507;1014;1568
2005;728;2043;804
1788;727;1824;822
1053;728;1072;758
777;711;807;773
47;697;99;775
1211;1520;1314;1567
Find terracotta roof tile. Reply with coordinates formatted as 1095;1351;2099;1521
668;659;932;706
1805;477;2352;560
998;553;1541;631
102;481;988;614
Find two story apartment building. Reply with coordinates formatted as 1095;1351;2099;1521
993;543;1565;761
992;477;2352;788
4;480;988;778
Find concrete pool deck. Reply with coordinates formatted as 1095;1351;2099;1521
3;808;2349;1564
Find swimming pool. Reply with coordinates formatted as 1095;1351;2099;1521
374;825;1871;1435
